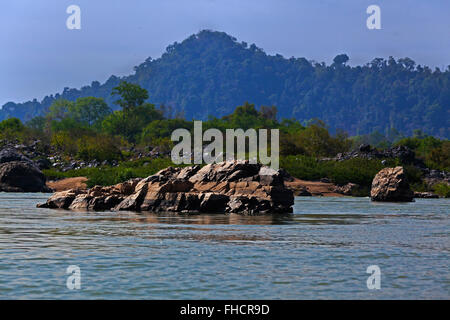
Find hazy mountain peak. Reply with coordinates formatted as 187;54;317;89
1;30;448;138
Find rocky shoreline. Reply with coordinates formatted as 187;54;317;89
0;141;447;204
36;161;434;215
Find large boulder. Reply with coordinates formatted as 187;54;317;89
0;147;32;164
370;166;414;202
35;158;51;170
38;160;294;214
0;160;52;192
328;145;421;166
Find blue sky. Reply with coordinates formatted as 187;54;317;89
1;0;449;106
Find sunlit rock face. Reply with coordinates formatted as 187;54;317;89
370;166;414;202
38;160;294;215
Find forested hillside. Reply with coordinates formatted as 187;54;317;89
1;30;449;137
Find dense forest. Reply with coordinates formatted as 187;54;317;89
1;81;449;197
1;30;449;138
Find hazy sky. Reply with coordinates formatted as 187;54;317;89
1;0;449;106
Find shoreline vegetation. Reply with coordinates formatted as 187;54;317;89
1;81;449;199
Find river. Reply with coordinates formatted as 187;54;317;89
0;193;448;299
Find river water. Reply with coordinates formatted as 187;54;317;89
0;193;448;299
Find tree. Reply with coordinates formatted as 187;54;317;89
112;81;149;110
0;117;24;132
25;116;46;131
333;54;349;66
71;97;111;126
0;118;28;141
46;99;74;121
141;118;193;145
295;119;351;156
259;105;278;121
102;103;163;142
2;31;450;138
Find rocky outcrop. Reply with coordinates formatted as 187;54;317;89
0;147;52;192
370;166;414;202
324;144;422;166
38;161;294;214
292;187;312;196
334;182;360;196
413;191;439;199
0;161;52;192
0;139;168;172
0;147;32;164
423;169;450;188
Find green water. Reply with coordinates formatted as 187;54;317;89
0;193;448;299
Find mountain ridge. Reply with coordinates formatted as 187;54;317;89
1;30;449;138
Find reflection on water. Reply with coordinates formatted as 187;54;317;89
73;212;295;226
0;193;449;299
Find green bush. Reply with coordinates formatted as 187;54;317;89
102;104;163;142
403;165;424;185
433;183;450;198
280;155;327;181
0;118;30;142
327;159;385;186
76;134;122;162
396;136;450;171
281;155;397;187
50;130;123;161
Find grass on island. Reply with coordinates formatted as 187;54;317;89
432;183;450;198
43;157;179;188
281;155;407;186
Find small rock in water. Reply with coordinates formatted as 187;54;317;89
413;192;439;199
370;166;414;202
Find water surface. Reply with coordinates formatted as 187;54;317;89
0;193;448;299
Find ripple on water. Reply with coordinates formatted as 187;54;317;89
0;193;448;299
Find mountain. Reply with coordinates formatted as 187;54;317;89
1;30;449;137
